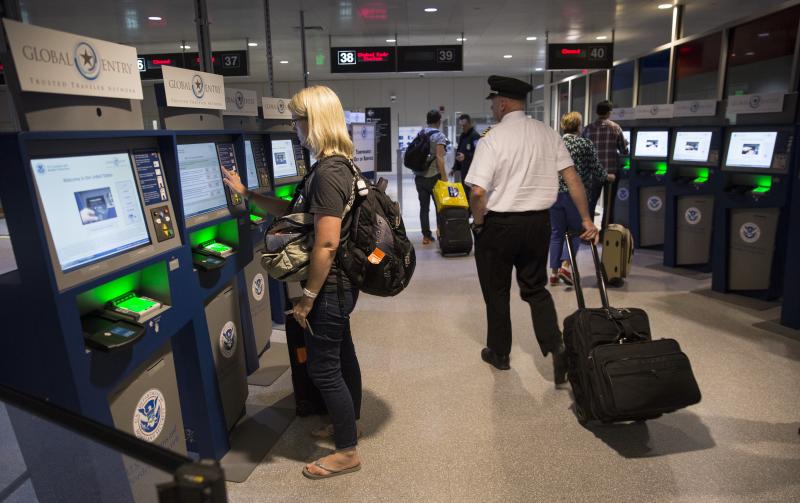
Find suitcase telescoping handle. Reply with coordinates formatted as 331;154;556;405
564;232;611;311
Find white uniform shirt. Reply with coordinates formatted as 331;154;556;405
465;111;573;212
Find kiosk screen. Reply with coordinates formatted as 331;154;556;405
725;132;778;169
634;130;669;158
244;140;260;189
177;143;228;218
672;131;713;163
622;130;631;149
271;139;299;179
31;153;150;272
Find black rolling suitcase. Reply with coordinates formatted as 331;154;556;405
285;315;327;416
563;235;701;424
437;207;472;255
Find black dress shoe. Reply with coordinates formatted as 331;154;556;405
553;344;568;385
481;347;510;370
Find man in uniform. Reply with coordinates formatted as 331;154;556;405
451;114;481;203
465;75;599;384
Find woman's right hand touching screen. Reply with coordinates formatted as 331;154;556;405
221;167;246;197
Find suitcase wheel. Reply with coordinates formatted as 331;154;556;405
575;403;589;425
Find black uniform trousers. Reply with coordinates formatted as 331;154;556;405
474;210;562;357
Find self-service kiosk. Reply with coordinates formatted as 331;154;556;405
167;133;253;432
663;128;723;268
629;129;670;247
0;131;236;499
780;148;800;328
611;128;633;228
711;127;795;299
263;129;308;326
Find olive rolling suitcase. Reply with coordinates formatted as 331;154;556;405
433;180;472;255
601;224;633;286
285;316;327;416
563;236;701;425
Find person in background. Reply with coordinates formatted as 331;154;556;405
223;85;362;480
451;113;481;203
550;112;606;286
413;110;449;245
581;100;627;229
465;75;598;384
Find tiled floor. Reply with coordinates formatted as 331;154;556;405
227;229;800;502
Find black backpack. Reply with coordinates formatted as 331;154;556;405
338;161;416;296
403;130;434;171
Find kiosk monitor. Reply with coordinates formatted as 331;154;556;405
672;131;714;164
177;142;228;219
634;130;669;159
724;131;778;170
271;138;299;180
30;152;151;272
622;130;631;149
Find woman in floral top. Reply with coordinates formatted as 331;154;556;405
549;111;606;286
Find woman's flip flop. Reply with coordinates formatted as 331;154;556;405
302;460;362;480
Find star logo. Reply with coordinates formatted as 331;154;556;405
191;74;205;99
73;42;101;80
235;90;245;109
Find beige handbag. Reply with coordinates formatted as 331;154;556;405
261;212;315;282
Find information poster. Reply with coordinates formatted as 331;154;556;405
366;107;391;172
351;123;376;173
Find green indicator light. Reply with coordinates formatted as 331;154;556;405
693;176;709;184
114;295;159;314
274;184;296;200
754;175;772;189
623;158;631;171
315;53;325;66
654;162;668;175
250;214;262;223
751;186;771;194
204;242;233;253
189;226;218;248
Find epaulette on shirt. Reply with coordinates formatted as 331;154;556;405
480;126;493;137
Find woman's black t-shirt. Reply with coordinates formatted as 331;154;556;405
291;155;354;284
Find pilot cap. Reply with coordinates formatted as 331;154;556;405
485;75;533;100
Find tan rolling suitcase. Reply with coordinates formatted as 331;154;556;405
602;224;634;286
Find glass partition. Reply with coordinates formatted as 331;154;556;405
638;50;670;105
611;61;635;108
589;71;608;120
571;76;587;119
674;33;722;101
558;82;569;124
0;384;227;503
725;5;800;96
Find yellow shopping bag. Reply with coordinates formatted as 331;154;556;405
433;180;469;211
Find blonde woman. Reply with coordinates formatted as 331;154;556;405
223;86;362;479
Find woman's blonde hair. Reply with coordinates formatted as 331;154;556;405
560;111;583;134
288;86;353;159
